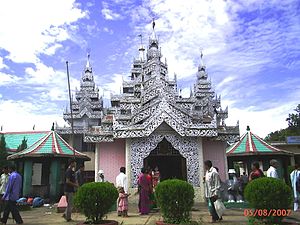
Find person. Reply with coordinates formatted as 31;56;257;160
240;172;248;195
152;166;160;189
267;159;279;178
249;162;264;181
204;160;222;222
97;170;105;182
0;166;9;218
63;159;78;222
117;187;130;217
138;168;151;215
1;164;23;224
116;167;128;193
290;164;300;211
241;172;248;184
116;167;128;216
75;164;85;187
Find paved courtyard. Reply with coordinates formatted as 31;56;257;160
6;204;300;225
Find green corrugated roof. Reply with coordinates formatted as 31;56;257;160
226;128;293;156
1;131;48;154
7;131;90;160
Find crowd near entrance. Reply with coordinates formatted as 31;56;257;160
143;138;187;181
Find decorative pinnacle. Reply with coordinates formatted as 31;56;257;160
86;48;91;68
152;18;155;30
246;125;250;131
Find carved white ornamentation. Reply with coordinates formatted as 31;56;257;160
130;133;200;187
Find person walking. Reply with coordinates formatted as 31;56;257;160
204;160;222;223
1;164;23;224
63;159;78;222
75;164;85;187
138;168;151;215
0;166;9;218
249;162;264;181
116;167;128;216
290;164;300;211
267;159;279;178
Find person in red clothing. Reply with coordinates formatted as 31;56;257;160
249;162;264;181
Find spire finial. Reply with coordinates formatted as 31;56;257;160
86;48;91;68
152;18;155;30
200;49;204;67
246;125;250;131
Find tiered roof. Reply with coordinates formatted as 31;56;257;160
226;127;293;156
58;53;103;134
5;131;89;160
84;21;239;143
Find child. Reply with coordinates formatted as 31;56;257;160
117;187;130;217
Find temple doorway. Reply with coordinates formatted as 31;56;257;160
143;138;187;181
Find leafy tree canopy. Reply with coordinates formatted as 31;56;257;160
265;104;300;142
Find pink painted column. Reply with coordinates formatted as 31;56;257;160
203;139;227;181
98;139;126;184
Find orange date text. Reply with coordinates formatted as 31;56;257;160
244;209;291;217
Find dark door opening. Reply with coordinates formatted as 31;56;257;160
143;138;187;181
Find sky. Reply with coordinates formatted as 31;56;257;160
0;0;299;138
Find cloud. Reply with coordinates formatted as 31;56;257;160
0;99;65;132
122;0;300;137
101;2;123;20
0;72;21;86
0;0;87;63
0;57;8;69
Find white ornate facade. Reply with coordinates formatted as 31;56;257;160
57;22;239;198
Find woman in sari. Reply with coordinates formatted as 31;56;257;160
138;168;151;215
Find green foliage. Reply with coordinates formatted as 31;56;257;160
17;137;27;152
155;179;194;224
265;104;300;141
244;177;293;224
74;182;118;224
0;135;8;169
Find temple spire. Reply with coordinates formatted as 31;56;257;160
86;48;91;68
138;34;145;61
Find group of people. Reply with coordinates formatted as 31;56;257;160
0;164;23;224
204;159;282;223
114;166;160;217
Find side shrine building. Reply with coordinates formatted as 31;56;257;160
57;25;239;201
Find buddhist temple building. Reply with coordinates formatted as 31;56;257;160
56;21;239;201
226;126;293;182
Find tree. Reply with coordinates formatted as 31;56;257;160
286;104;300;129
0;134;8;168
17;137;27;152
265;104;300;142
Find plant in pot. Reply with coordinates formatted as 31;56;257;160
244;177;293;224
74;182;119;225
155;179;195;225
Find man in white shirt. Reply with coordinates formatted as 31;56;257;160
116;167;128;193
204;160;221;222
267;159;279;178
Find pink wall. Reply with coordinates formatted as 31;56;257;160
99;139;125;184
203;139;227;181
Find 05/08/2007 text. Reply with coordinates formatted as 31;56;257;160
244;209;291;217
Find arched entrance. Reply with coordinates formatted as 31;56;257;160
130;133;201;187
144;138;187;181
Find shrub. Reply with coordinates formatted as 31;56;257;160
74;182;118;224
244;177;293;224
155;179;194;224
